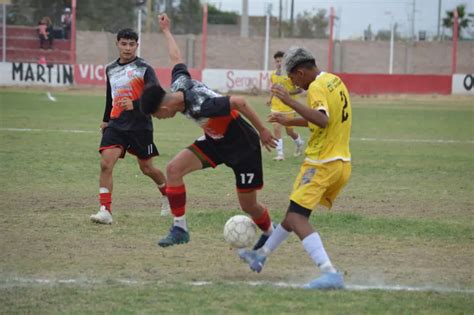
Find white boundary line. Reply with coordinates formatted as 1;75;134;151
233;281;474;294
0;128;473;144
1;277;473;293
355;137;474;144
0;128;94;134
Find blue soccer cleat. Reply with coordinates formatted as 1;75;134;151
158;226;190;247
304;272;345;290
238;249;267;273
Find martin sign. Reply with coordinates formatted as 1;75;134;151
0;62;73;86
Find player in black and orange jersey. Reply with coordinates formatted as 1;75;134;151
140;14;277;248
90;28;170;225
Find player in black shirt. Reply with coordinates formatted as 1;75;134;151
140;14;277;248
90;28;170;225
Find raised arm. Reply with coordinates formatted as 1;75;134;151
158;14;183;67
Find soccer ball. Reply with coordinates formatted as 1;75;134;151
223;215;257;248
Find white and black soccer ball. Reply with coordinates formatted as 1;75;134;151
223;215;257;248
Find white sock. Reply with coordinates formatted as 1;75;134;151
99;187;109;194
173;215;188;231
260;224;290;256
276;139;283;155
294;135;304;146
302;232;337;273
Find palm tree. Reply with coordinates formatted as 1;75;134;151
442;4;473;39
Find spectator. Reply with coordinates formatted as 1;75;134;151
37;17;53;50
61;8;72;39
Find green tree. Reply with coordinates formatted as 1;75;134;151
6;0;137;32
174;0;202;34
442;4;473;39
160;0;202;34
375;24;400;41
7;0;67;26
208;3;238;25
294;9;328;39
76;1;136;32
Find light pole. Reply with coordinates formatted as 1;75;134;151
137;8;142;57
437;0;442;40
385;12;395;74
263;3;272;71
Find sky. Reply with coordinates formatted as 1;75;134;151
206;0;473;39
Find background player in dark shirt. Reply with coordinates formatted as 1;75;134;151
90;29;169;224
140;14;277;248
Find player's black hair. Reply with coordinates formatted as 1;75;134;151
288;59;317;73
273;51;285;59
140;85;166;115
284;47;317;73
117;28;139;42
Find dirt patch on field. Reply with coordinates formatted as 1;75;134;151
1;190;472;290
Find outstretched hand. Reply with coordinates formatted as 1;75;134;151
259;128;278;152
158;13;170;32
267;112;288;125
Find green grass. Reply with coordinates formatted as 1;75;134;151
1;90;473;314
1;284;473;314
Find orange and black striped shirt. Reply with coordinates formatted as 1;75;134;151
103;57;158;130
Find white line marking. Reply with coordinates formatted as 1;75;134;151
354;137;474;144
0;128;473;144
0;128;94;134
1;277;472;293
190;281;474;293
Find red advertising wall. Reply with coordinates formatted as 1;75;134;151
72;63;452;95
73;64;202;87
337;73;452;95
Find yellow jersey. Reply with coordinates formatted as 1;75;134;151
270;70;299;112
305;72;352;164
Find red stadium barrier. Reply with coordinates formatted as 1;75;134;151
337;73;452;95
1;61;452;94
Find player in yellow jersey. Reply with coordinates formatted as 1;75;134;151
239;47;352;290
268;51;304;161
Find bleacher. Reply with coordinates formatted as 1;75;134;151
0;25;71;64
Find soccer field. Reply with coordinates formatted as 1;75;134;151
0;89;473;314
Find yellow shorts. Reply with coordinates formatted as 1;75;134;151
290;160;351;210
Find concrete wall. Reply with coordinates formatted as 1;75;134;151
77;31;474;74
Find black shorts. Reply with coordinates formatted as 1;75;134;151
99;127;159;160
188;135;263;192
